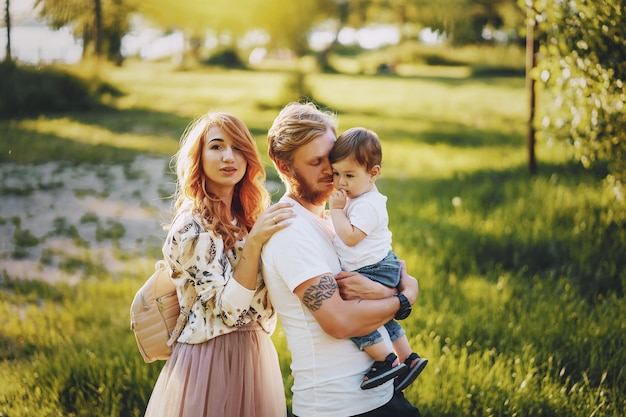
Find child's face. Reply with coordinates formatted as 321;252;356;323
331;156;379;199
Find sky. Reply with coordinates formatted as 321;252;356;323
10;0;38;21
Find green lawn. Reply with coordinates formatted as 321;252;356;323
0;61;624;417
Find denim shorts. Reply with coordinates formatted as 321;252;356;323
355;251;401;288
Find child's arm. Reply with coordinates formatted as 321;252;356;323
329;190;367;247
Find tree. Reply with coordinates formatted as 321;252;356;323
35;0;134;62
138;0;342;71
3;0;10;63
365;0;422;43
531;0;626;202
137;0;264;67
314;0;370;72
411;0;517;45
254;0;334;57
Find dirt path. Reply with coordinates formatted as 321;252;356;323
0;156;174;284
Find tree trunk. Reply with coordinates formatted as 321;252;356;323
93;0;102;58
4;0;11;62
316;0;349;73
526;7;537;175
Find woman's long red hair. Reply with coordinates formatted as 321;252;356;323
172;112;269;250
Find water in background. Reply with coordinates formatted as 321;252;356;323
0;23;82;64
0;22;186;64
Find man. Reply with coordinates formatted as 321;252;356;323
261;102;421;417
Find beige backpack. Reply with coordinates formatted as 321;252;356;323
130;260;188;363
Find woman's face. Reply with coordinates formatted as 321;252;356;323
201;125;247;195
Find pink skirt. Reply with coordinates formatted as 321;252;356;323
144;322;286;417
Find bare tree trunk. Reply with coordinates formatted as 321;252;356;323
396;0;409;44
93;0;102;58
526;7;537;175
316;0;348;73
4;0;11;62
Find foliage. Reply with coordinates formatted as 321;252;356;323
202;48;245;69
22;0;525;73
531;0;626;205
35;0;135;61
254;0;335;56
137;0;258;36
411;0;523;45
136;0;267;68
0;62;120;118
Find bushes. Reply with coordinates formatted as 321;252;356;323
202;48;245;69
534;0;626;200
0;62;120;119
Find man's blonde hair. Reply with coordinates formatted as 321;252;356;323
267;102;337;183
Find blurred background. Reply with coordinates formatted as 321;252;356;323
1;1;625;416
3;0;520;66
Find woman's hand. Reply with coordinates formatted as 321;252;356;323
247;202;295;247
235;202;295;290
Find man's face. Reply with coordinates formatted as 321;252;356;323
288;128;336;205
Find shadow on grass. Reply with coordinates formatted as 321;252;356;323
0;125;143;165
375;119;525;148
384;159;624;298
0;107;193;165
64;107;191;140
353;70;526;89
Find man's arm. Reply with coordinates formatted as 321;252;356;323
335;260;417;301
293;265;418;339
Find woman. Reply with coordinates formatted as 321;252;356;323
144;112;294;417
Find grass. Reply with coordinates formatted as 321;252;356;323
0;59;624;417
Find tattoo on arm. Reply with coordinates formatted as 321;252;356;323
302;275;337;312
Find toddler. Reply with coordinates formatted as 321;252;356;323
329;127;428;392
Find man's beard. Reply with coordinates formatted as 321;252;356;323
289;169;333;206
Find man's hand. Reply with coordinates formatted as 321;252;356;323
397;261;418;305
335;260;419;305
335;271;397;300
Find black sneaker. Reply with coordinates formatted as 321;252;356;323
360;353;407;390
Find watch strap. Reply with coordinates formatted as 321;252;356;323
394;292;412;320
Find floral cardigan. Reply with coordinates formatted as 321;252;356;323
162;210;276;344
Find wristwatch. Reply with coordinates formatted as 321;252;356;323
394;293;412;320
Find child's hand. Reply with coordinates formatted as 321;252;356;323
329;189;347;210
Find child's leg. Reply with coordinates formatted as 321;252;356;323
392;334;413;363
384;320;428;392
352;328;397;362
363;340;396;362
355;330;407;390
351;330;383;356
384;320;411;361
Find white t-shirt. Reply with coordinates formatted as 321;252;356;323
333;189;393;272
261;196;393;417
